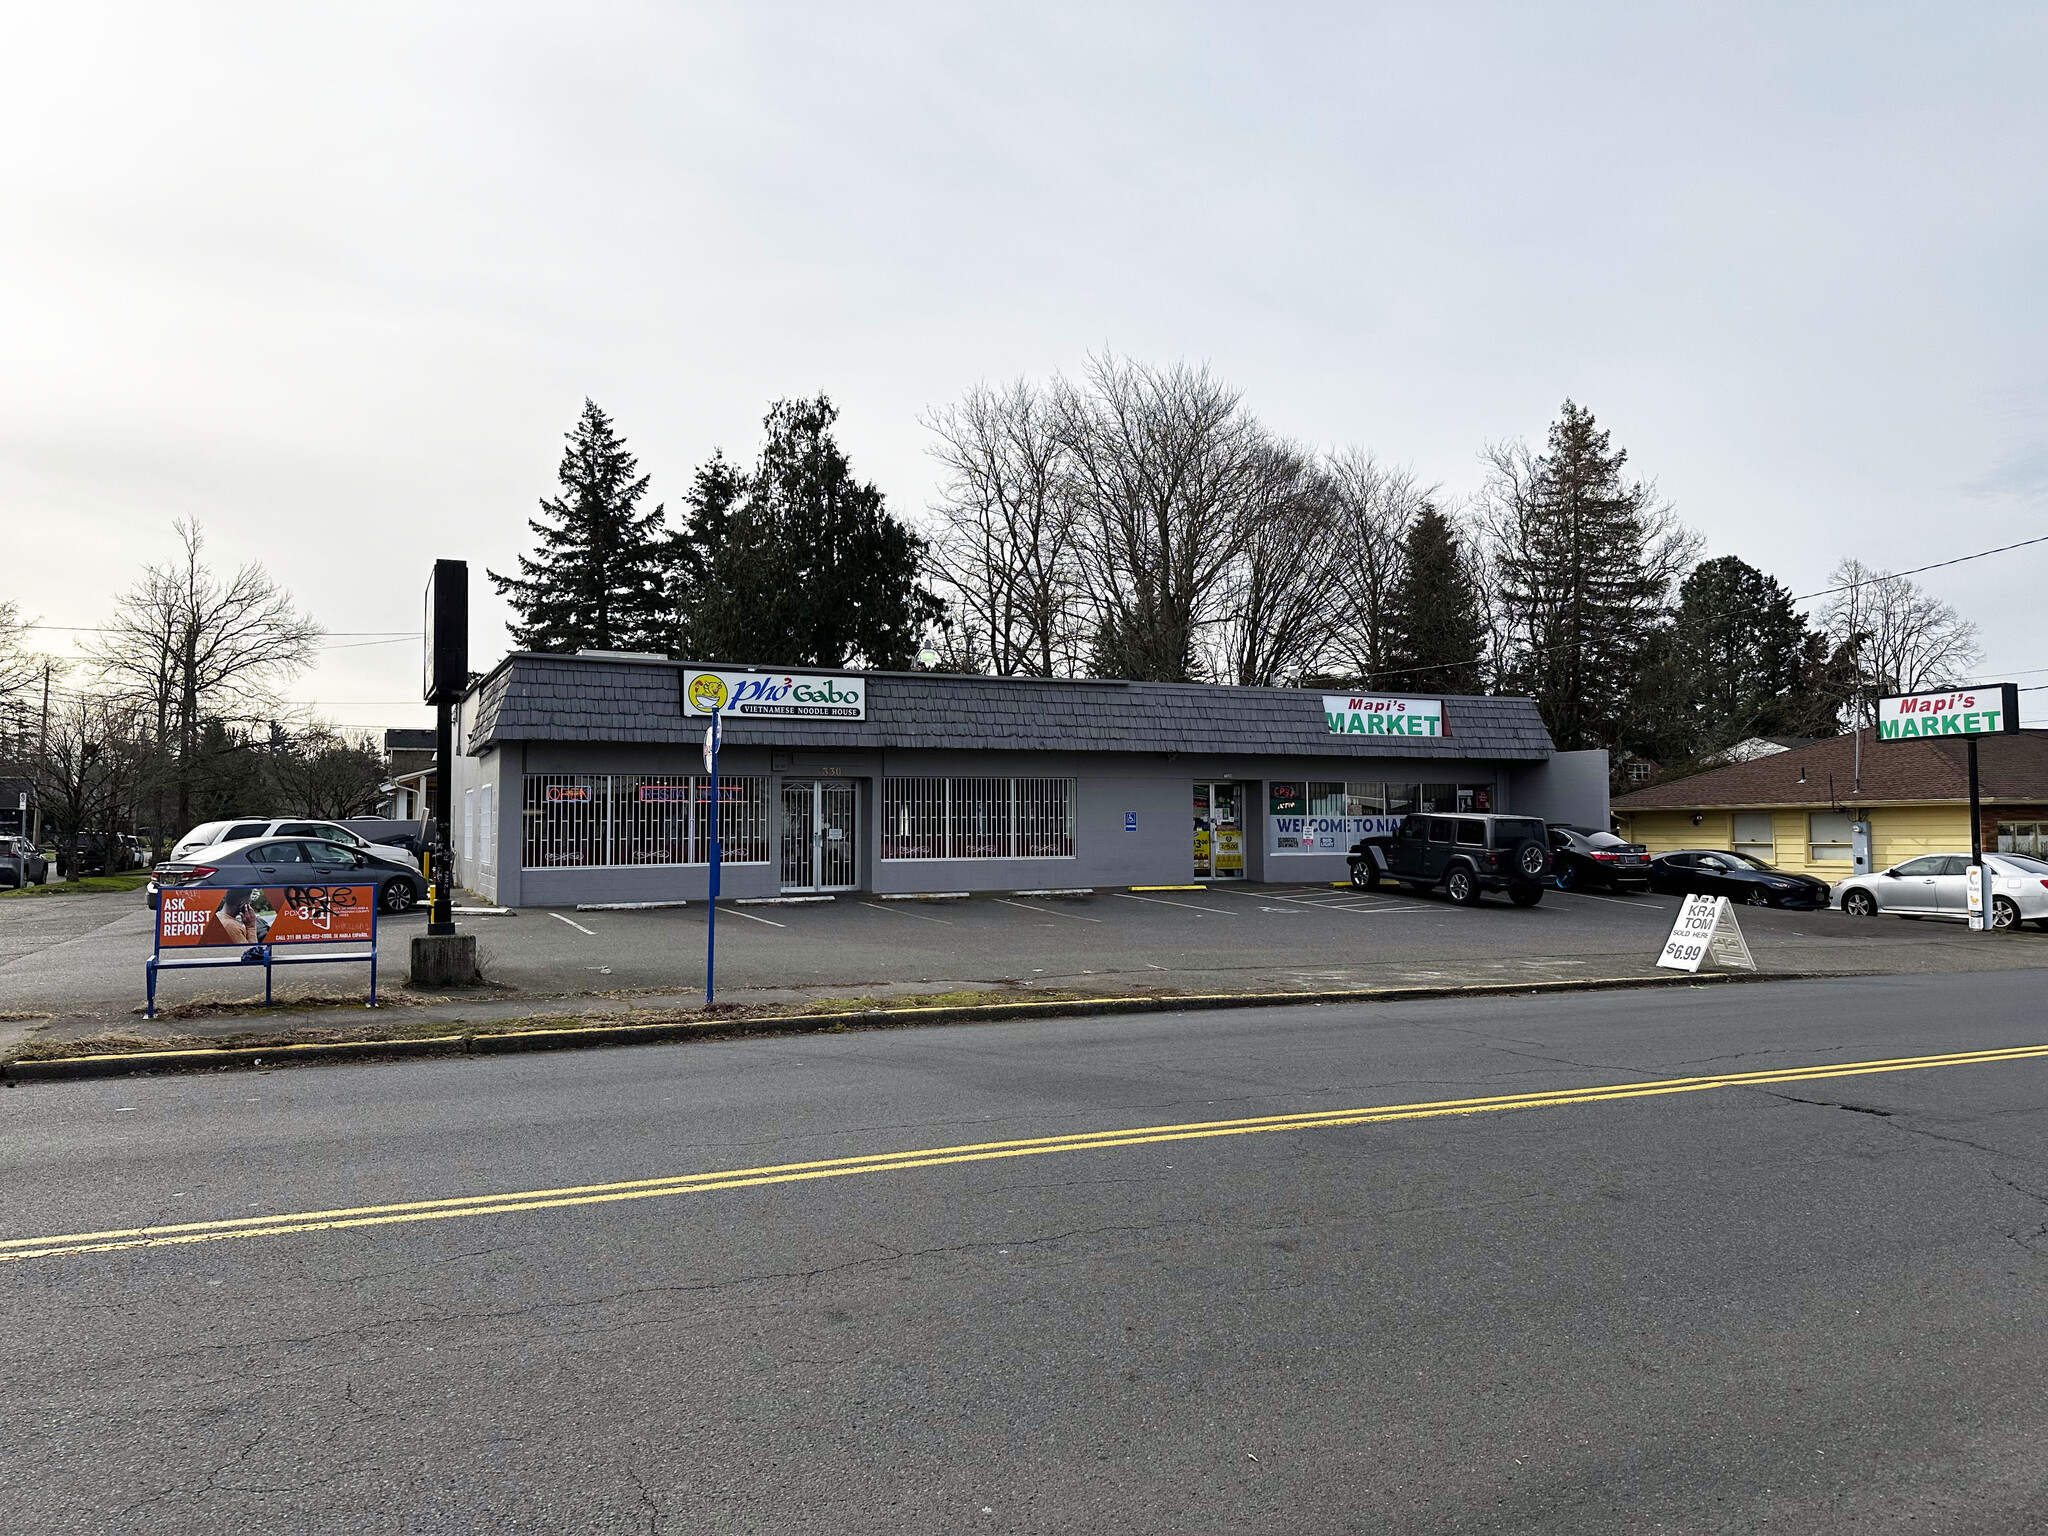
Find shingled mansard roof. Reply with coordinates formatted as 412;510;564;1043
1613;728;2048;809
465;653;1557;760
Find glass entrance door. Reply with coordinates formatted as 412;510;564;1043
1193;782;1245;880
781;779;858;893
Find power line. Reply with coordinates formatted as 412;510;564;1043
15;624;420;637
1789;534;2048;603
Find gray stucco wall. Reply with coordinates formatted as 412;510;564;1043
1507;749;1612;831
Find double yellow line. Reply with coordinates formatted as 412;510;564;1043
6;1042;2044;1265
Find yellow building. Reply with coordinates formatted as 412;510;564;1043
1613;728;2048;881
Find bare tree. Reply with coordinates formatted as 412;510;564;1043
1822;559;1980;699
1324;452;1430;686
29;693;149;878
1208;443;1349;685
1056;355;1273;681
270;722;389;819
923;379;1086;676
89;520;323;828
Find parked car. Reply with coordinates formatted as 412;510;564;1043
1646;849;1832;909
1350;812;1552;906
1;836;50;889
60;832;142;877
165;818;419;870
149;837;427;915
1834;852;2048;932
1547;825;1652;891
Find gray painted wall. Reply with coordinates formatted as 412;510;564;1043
1508;749;1611;830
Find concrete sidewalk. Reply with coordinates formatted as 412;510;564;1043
5;881;2044;1053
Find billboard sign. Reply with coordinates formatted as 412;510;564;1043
156;885;377;949
683;670;866;720
1875;684;2019;740
1323;695;1443;738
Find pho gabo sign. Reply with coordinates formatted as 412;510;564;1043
1323;695;1444;738
683;669;867;720
1875;684;2018;741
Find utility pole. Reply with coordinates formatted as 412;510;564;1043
412;560;476;986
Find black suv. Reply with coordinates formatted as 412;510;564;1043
1349;813;1553;906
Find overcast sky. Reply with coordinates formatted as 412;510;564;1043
3;3;2043;729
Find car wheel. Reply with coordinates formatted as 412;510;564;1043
1842;890;1877;917
1350;862;1379;891
1554;863;1579;891
1512;840;1548;881
1743;888;1772;907
380;880;418;914
1508;884;1543;908
1446;867;1480;905
1992;896;2019;932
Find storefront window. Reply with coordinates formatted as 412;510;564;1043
1455;784;1494;812
881;778;1075;859
522;774;768;869
1307;782;1348;815
1385;783;1418;815
1420;783;1457;813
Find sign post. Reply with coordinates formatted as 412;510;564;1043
413;559;477;986
704;709;722;1006
1875;685;2019;934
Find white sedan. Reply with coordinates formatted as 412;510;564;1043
1834;852;2048;932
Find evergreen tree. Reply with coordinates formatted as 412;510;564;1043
679;396;942;668
489;401;672;653
1486;401;1695;751
1382;503;1485;694
1623;557;1836;762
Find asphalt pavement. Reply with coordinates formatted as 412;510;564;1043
5;969;2046;1532
7;882;2046;1047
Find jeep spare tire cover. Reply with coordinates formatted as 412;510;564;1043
1514;840;1547;878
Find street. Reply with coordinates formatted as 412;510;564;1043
5;968;2046;1532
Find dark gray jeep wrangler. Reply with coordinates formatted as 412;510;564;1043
1348;812;1553;907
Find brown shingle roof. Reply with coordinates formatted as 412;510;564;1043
1612;728;2048;809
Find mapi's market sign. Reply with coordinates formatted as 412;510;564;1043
1875;684;2019;740
1323;695;1443;738
683;670;866;720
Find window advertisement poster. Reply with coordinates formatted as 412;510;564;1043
1322;695;1444;737
683;670;866;720
1267;783;1402;856
156;885;377;949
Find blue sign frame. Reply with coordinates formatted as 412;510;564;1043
145;884;380;1019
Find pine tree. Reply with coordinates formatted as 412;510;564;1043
1382;503;1485;694
1487;401;1695;750
489;401;672;653
680;396;941;668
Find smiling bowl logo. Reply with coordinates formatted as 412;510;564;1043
686;673;730;712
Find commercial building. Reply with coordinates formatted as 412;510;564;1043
1612;728;2048;879
446;652;1609;907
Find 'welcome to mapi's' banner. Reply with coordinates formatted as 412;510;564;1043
1322;695;1443;737
1875;684;2019;741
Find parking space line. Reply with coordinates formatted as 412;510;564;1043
996;898;1105;923
861;901;952;924
1553;890;1672;909
550;913;597;936
723;906;787;928
1109;892;1238;916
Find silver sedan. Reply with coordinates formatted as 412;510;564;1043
1833;852;2048;932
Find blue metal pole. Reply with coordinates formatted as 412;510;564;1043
706;710;721;1005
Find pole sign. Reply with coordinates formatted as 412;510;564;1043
423;559;469;705
1874;684;2018;740
1323;695;1443;738
1655;894;1756;973
683;670;865;720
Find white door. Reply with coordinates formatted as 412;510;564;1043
781;780;858;893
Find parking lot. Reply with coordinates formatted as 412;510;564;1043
5;879;2045;1046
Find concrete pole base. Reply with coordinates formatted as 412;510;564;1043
409;933;479;988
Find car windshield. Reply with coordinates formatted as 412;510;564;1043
1585;832;1631;850
1492;819;1545;844
1725;851;1779;871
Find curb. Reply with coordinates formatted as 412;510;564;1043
1;971;1801;1083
